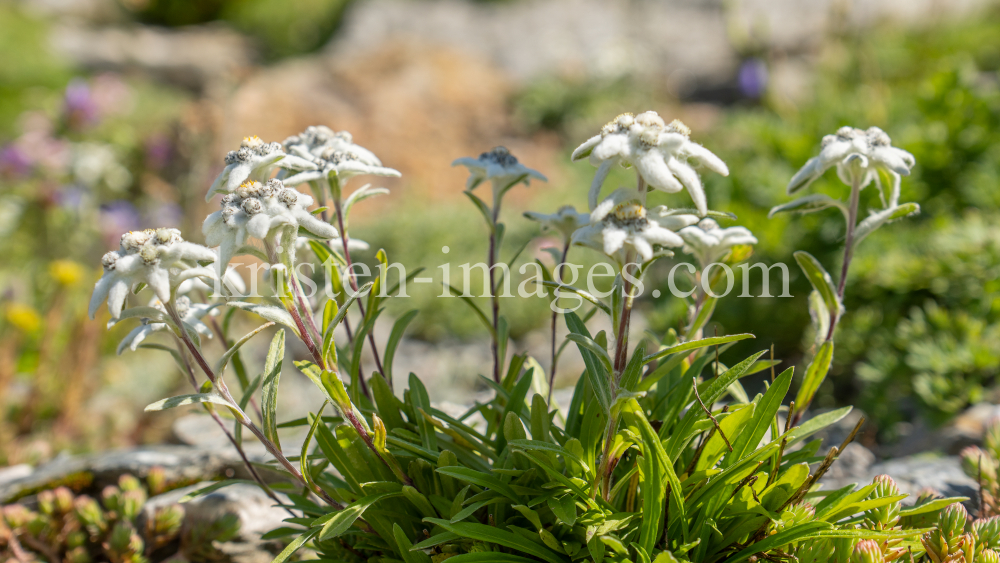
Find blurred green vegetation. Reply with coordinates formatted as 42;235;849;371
356;9;1000;438
2;0;999;456
126;0;352;59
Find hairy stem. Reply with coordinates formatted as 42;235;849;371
487;199;503;383
333;195;381;395
547;241;571;403
827;176;861;341
165;302;339;506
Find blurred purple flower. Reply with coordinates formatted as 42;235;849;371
56;184;87;209
0;145;33;178
64;79;98;128
100;200;141;247
737;58;769;99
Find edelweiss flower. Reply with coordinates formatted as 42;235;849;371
206;136;313;201
523;205;590;243
202;179;339;268
280;127;400;186
678;218;757;266
453;147;547;193
571;111;728;215
787;126;915;207
572;189;698;264
89;228;217;319
114;296;215;354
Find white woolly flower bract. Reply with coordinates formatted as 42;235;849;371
572;188;697;264
523;205;590;243
206;135;300;201
572;111;728;215
453;146;547;193
203;179;339;269
787;126;915;207
280;126;400;186
678;218;758;267
89;228;217;319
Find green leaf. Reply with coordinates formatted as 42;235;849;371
225;301;299;335
726;367;793;466
727;521;832;563
178;479;256;503
768;194;849;220
794;341;834;413
144;393;232;412
393;522;432;563
317;491;403;540
565;311;612;415
409;373;438;452
436;467;521;503
618;344;646;393
214;322;276;375
640;334;755;385
385;310;418;384
626;399;687;550
540;281;611;314
443;554;541;563
793;251;839;322
899;497;969;517
344;185;390;223
786;406;852;446
271;528;317;563
261;329;285;449
853;202;920;248
464;191;495;232
422;519;569;563
300;402;328;493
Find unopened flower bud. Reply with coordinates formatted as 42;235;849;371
940;503;969;544
102;251;120;271
54;486;75;514
37;489;56;515
278;188;298;207
975;516;1000;550
850;539;882;563
139;244;159;265
241;197;263;216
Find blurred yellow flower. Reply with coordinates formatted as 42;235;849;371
5;303;42;334
49;260;87;286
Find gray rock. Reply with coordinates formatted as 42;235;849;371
822;453;978;500
49;23;254;90
0;446;269;503
329;0;996;91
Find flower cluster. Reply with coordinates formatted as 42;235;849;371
207;135;295;200
89;228;216;319
572;111;728;214
572;189;699;264
679;218;758;267
280;126;400;186
788;125;915;207
203;178;339;268
453;146;547;194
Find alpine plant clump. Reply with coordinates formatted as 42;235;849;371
79;116;945;562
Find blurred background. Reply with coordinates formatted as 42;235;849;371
1;0;999;466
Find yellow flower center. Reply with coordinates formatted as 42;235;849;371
241;135;264;148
